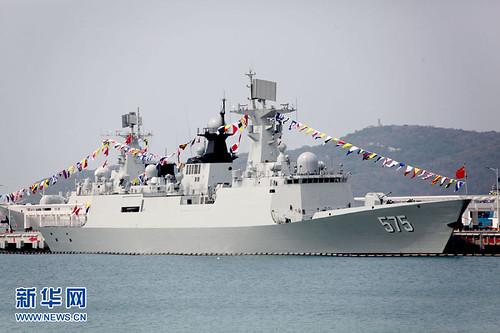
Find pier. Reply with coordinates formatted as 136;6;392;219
447;230;500;254
0;231;47;251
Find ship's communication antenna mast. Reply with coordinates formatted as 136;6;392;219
245;69;256;109
246;69;277;110
100;109;153;142
220;96;226;124
121;110;141;133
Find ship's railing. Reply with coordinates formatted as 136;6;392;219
23;204;87;228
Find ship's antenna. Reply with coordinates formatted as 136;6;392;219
220;94;227;124
295;97;299;121
136;106;140;137
245;68;256;109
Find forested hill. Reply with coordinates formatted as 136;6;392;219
280;125;500;196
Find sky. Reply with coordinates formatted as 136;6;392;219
1;0;499;194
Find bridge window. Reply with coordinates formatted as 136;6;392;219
186;164;201;175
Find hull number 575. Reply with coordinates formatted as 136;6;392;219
377;216;414;233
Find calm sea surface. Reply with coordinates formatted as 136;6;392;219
0;254;498;332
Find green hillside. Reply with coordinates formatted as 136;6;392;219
278;125;500;196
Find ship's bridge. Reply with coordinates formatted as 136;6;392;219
284;175;348;185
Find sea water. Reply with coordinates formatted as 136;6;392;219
0;254;498;332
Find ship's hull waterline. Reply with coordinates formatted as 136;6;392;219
40;199;469;255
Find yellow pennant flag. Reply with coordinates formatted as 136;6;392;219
342;143;353;149
92;147;101;160
431;175;442;185
412;167;421;178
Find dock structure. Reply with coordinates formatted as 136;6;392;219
450;230;500;253
0;231;47;251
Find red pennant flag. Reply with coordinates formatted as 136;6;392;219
71;206;81;216
455;166;466;179
125;134;133;145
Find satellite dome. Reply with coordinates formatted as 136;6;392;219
297;152;319;174
95;166;111;180
145;164;157;178
278;142;287;153
40;195;66;205
207;116;223;130
195;144;205;156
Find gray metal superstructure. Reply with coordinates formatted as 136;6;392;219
33;72;469;254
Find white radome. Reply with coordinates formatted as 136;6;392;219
145;164;157;178
195;144;205;156
297;152;319;174
40;195;66;205
207;116;223;130
95;166;111;180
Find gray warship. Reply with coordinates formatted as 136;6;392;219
28;72;468;254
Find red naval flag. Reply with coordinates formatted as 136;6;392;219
455;166;466;179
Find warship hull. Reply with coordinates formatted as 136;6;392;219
40;199;468;254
